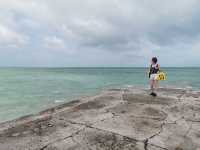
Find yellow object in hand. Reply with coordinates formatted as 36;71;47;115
155;71;166;81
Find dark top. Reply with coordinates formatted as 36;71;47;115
149;64;159;78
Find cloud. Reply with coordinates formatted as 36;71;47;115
43;36;65;49
0;0;200;66
0;24;28;48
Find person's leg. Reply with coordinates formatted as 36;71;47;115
152;80;158;96
150;79;155;95
154;80;159;90
150;80;154;93
149;75;157;96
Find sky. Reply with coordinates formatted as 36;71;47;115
0;0;200;67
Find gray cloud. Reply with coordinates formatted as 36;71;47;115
0;0;200;66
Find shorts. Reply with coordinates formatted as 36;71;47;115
150;74;157;81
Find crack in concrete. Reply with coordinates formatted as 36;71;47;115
67;120;141;141
148;123;164;140
183;123;192;138
142;116;187;150
143;121;166;150
149;143;169;150
130;115;167;121
186;119;200;123
71;134;94;150
66;119;170;150
39;127;86;150
164;116;184;125
143;115;195;150
144;139;148;150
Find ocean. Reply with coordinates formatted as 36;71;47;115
0;67;199;122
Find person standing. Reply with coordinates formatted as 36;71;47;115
149;57;160;97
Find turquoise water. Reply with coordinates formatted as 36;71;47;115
0;67;199;122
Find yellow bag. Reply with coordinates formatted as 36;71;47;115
155;71;166;81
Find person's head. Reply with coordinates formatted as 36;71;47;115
151;57;158;64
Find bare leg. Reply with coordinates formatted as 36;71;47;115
152;80;159;96
154;80;159;90
150;80;154;93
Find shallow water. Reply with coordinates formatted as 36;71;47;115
0;67;199;122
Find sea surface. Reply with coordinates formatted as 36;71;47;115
0;67;199;122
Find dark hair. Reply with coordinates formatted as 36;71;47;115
152;57;158;64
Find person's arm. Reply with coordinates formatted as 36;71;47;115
156;64;160;71
148;65;152;78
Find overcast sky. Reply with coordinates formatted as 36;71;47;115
0;0;200;67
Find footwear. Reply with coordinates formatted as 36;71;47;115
150;92;157;97
150;92;154;96
153;92;157;97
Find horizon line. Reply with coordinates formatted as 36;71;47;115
0;66;199;68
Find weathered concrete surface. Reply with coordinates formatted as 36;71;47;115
0;87;200;150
